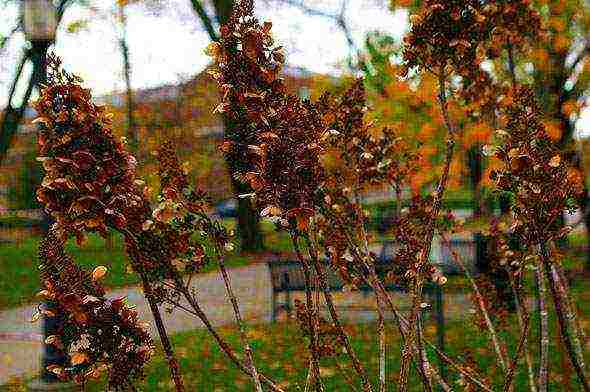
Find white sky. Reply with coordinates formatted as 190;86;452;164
0;0;407;104
0;0;588;138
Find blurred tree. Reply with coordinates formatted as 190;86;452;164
365;1;590;245
116;0;137;149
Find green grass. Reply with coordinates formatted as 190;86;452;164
0;223;274;310
0;214;586;311
79;299;589;391
0;216;294;310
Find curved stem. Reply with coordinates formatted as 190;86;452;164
539;243;589;391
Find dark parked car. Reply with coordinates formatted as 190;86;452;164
214;198;237;218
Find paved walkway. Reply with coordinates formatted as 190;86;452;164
0;262;273;385
0;258;484;386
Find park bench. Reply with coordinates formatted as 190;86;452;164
267;257;405;322
267;236;480;322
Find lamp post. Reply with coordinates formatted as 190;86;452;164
20;2;74;391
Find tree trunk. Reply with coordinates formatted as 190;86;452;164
467;144;484;218
118;5;137;149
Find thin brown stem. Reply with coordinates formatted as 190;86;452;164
557;268;586;342
508;273;537;392
179;284;285;392
377;293;386;392
539;243;589;391
292;235;324;392
335;360;362;392
428;344;493;392
305;237;374;392
353;188;387;392
401;68;457;392
441;234;508;372
125;248;185;392
121;228;283;392
503;314;531;392
215;248;264;392
534;252;550;392
337;227;456;391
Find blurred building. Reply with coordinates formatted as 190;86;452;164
0;65;331;210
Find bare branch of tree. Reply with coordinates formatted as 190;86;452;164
264;0;358;54
190;0;219;42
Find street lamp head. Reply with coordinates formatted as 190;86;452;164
21;0;57;45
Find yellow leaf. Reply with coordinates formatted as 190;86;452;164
205;42;221;57
260;205;282;217
549;155;561;167
92;266;108;281
44;335;60;345
508;148;520;158
30;311;40;323
36;290;54;300
32;117;51;126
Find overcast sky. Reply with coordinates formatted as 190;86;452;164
0;0;588;138
0;0;407;104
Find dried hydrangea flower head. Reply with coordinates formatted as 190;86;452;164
403;0;543;77
34;54;151;243
210;0;326;229
490;86;583;245
37;226;153;390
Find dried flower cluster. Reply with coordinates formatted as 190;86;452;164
402;0;543;76
36;226;153;390
208;0;325;227
490;86;583;245
34;55;151;246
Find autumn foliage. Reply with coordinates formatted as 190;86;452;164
30;0;588;391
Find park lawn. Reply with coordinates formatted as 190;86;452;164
0;219;586;310
82;296;589;392
0;218;288;310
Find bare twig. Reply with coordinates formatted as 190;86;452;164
534;253;550;392
539;243;589;391
182;286;285;392
292;235;325;392
305;235;374;392
127;248;185;392
428;343;494;392
400;68;457;392
122;228;284;392
508;273;537;392
214;247;264;392
441;234;508;372
377;293;386;392
551;261;586;348
503;314;531;392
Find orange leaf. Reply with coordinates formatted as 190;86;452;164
71;352;88;366
92;266;107;281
